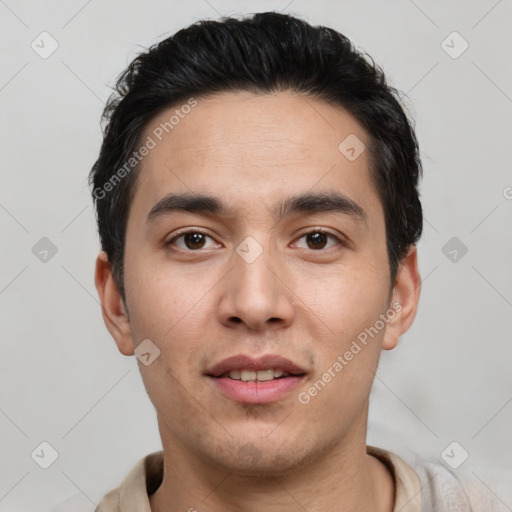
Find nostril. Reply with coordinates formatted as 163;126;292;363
229;317;242;324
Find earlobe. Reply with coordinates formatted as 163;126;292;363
95;252;135;356
381;246;421;351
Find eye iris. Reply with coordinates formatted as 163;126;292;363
184;232;206;249
307;232;327;249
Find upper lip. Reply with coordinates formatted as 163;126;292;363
205;354;307;377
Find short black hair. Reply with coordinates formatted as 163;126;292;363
90;11;423;300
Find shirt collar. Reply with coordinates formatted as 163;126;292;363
110;447;421;512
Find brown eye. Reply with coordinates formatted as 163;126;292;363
168;231;219;251
183;232;206;250
294;230;343;251
306;231;328;249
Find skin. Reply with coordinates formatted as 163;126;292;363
95;91;421;512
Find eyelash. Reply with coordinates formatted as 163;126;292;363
166;228;346;252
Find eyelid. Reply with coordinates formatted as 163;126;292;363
165;227;347;251
165;228;221;249
292;228;347;249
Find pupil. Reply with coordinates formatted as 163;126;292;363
308;232;327;249
185;233;205;249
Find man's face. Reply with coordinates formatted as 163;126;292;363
106;91;413;474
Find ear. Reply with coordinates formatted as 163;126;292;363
95;251;135;356
381;245;421;351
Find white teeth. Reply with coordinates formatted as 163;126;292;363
256;369;274;381
227;369;290;381
229;370;241;380
240;370;256;381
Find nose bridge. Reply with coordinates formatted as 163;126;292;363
236;240;276;298
217;235;294;330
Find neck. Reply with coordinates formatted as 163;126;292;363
149;418;394;512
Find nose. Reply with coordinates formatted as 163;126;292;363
216;242;295;331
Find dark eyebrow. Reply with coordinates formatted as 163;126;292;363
147;193;224;222
146;191;366;223
274;191;366;222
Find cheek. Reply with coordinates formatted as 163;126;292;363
128;277;212;412
293;259;390;398
296;258;388;335
124;252;215;340
124;262;222;408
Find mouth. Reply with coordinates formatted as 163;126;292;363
205;354;308;404
214;368;304;382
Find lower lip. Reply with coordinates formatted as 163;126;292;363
208;375;305;404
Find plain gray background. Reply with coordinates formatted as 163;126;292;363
1;0;511;510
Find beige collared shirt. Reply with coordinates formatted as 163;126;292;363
93;446;422;512
50;446;509;511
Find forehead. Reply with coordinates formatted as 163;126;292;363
131;91;380;222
